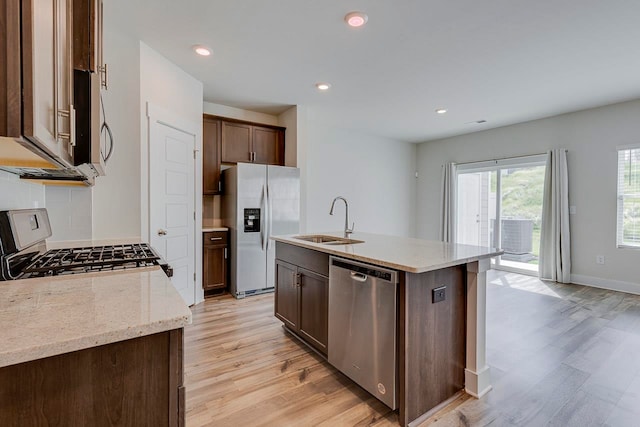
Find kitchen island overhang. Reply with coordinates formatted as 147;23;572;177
271;232;502;426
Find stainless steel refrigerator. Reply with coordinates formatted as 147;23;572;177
222;163;300;298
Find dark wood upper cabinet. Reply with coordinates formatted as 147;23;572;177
218;118;285;166
73;0;98;72
0;0;22;138
221;121;252;163
253;126;283;165
203;118;222;195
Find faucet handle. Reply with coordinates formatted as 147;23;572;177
346;222;355;234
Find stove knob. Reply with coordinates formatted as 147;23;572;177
157;229;168;236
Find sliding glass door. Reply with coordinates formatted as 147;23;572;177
456;155;547;274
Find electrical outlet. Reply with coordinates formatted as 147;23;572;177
433;286;446;303
570;206;577;215
596;255;605;265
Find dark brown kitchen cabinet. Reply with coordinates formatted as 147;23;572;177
275;243;329;355
203;230;228;292
252;126;283;165
203;118;222;194
221;121;252;163
220;120;285;166
73;0;104;75
1;0;105;177
0;0;75;167
0;329;185;426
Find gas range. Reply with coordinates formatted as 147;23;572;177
0;209;172;281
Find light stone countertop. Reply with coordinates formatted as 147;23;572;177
0;267;192;368
272;231;503;273
202;227;228;232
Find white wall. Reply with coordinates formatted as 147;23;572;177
303;119;417;237
416;99;640;291
0;171;45;210
203;102;279;126
91;18;141;240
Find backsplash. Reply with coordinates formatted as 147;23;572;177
45;186;92;242
0;171;46;210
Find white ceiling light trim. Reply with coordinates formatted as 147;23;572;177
315;82;332;91
436;108;448;114
192;45;212;56
345;11;368;28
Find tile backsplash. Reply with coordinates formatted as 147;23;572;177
0;171;46;210
46;186;92;241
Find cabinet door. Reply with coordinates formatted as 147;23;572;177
298;267;328;354
72;0;101;72
203;118;221;194
253;126;283;165
0;0;22;138
221;121;251;163
275;260;299;330
203;245;227;290
21;0;74;167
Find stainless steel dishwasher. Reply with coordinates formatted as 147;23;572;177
328;256;398;409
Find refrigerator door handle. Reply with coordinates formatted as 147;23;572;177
266;184;273;250
261;184;267;252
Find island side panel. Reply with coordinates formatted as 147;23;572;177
399;265;466;426
465;258;492;397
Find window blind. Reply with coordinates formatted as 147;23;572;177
617;147;640;248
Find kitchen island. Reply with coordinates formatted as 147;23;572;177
0;267;191;426
272;231;502;426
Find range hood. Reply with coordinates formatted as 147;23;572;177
0;136;95;186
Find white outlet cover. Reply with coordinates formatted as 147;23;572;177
570;206;577;215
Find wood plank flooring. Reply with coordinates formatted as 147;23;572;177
184;271;640;426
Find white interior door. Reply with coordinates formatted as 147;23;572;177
149;118;196;306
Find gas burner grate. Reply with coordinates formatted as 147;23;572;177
22;243;162;277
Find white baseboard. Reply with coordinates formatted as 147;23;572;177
571;274;640;296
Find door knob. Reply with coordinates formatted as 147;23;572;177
157;229;168;236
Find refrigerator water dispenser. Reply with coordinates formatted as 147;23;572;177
244;208;261;232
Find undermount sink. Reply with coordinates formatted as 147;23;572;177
293;235;364;245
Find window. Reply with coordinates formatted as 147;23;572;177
618;147;640;248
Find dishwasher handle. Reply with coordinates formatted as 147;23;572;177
350;272;368;282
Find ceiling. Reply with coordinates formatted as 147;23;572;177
108;0;640;143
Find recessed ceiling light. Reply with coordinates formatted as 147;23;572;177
315;82;331;91
436;108;448;114
345;11;368;28
193;45;212;56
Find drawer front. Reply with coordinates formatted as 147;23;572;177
275;242;329;277
204;231;228;245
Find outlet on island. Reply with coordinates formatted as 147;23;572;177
432;286;446;303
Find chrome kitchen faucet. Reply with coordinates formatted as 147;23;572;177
329;196;355;238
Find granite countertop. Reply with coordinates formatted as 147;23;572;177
271;231;503;273
203;227;228;232
0;267;192;368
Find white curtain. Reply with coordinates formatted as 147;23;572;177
440;162;457;243
539;149;571;283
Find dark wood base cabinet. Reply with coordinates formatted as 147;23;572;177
273;242;467;427
275;243;329;355
203;230;228;293
0;329;185;427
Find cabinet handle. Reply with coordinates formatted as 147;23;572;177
210;237;223;241
224;247;228;259
218;181;222;192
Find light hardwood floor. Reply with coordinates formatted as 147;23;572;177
184;271;640;426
